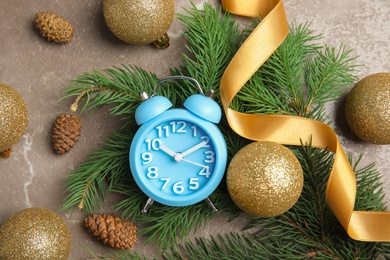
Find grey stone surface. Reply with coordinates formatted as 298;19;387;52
0;0;389;259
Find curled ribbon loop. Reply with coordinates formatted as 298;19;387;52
220;0;390;241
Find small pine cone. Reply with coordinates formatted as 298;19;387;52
0;149;11;159
52;113;81;154
85;213;137;250
34;11;74;43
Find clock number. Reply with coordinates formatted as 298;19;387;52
200;136;211;148
156;121;187;137
156;125;170;138
199;166;211;178
177;121;187;133
161;178;199;192
173;181;185;194
191;125;198;137
189;178;199;190
147;166;159;179
160;177;170;190
171;121;187;133
204;151;215;163
141;152;153;165
145;139;162;150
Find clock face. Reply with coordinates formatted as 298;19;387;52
130;109;227;207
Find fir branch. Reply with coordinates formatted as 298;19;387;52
352;154;387;212
147;204;219;251
112;185;228;253
82;243;151;260
163;233;271;260
177;2;243;95
62;65;158;116
233;22;358;118
376;243;390;260
109;181;146;220
304;45;359;109
61;66;163;214
138;203;215;251
61;129;133;214
233;22;322;116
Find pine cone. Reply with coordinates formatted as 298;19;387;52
84;213;137;249
34;11;74;43
52;113;81;154
0;149;11;159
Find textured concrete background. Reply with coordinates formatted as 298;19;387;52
0;0;389;259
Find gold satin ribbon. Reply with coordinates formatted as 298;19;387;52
220;0;390;242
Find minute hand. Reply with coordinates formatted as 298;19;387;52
180;141;208;158
181;158;208;168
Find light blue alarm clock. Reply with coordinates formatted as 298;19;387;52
130;76;227;212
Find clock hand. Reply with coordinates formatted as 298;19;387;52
158;143;176;157
159;142;208;165
159;143;190;163
180;141;208;158
181;158;209;169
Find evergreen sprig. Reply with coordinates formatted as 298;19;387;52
176;3;243;94
234;22;358;117
62;66;158;117
112;180;217;250
62;129;134;213
62;3;389;259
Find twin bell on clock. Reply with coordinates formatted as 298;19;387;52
130;76;227;212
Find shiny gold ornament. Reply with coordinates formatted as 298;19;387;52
0;207;71;259
0;82;28;158
227;141;303;218
103;0;174;45
345;73;390;144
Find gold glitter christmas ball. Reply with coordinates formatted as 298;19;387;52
345;73;390;144
0;207;71;259
0;82;28;154
103;0;174;44
227;141;303;218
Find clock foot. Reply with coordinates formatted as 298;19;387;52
142;198;155;213
205;197;218;212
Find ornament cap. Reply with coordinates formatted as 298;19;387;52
135;95;172;125
184;94;221;123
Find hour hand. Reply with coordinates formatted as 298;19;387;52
158;143;176;157
158;143;192;163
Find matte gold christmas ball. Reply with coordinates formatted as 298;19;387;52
227;141;303;218
345;73;390;144
0;82;28;154
0;207;71;259
103;0;174;44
